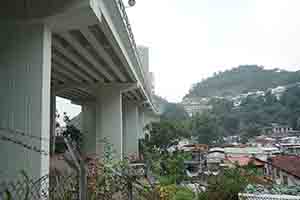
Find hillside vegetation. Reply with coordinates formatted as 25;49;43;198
152;66;300;144
186;65;300;98
154;95;189;121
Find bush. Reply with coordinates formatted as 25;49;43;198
174;187;195;200
198;169;248;200
159;176;176;186
157;184;177;200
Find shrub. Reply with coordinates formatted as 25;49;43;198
198;169;248;200
174;187;195;200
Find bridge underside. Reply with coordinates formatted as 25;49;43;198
51;22;146;103
1;0;152;104
0;0;158;181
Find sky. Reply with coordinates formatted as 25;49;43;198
125;0;300;102
57;0;300;118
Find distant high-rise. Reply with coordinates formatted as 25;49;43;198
138;46;149;74
138;46;155;93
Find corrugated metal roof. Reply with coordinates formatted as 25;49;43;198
224;147;264;155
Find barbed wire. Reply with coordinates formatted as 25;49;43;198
0;127;50;141
0;134;49;156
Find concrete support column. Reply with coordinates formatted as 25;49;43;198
138;108;146;139
123;100;139;157
138;108;160;140
50;88;56;155
82;102;96;156
95;86;124;159
0;23;51;180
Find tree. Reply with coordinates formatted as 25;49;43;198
161;103;189;121
190;112;218;144
240;124;261;143
160;150;190;184
145;120;190;151
185;65;300;98
198;169;249;200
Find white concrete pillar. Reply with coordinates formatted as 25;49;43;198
123;100;139;157
50;88;56;155
144;112;151;129
82;102;96;155
138;108;160;141
138;108;145;139
95;86;124;159
0;23;51;180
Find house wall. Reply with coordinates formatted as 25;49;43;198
265;164;300;186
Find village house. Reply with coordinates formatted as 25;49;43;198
224;156;265;171
206;147;225;172
183;144;208;177
264;155;300;186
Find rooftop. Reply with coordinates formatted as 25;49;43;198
224;147;264;155
226;156;265;167
270;155;300;178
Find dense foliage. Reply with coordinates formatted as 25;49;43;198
157;185;195;200
186;65;300;98
144;121;190;151
198;169;249;200
190;85;300;143
190;112;219;144
154;95;189;121
161;103;189;121
153;66;300;144
142;122;194;198
159;151;191;184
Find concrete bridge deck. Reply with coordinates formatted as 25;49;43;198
0;0;159;181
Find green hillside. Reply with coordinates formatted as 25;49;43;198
186;65;300;98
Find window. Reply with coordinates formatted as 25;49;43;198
283;175;288;185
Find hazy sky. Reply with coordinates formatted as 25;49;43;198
57;0;300;118
126;0;300;102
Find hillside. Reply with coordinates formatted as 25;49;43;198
185;65;300;98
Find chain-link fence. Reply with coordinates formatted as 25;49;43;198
0;165;160;200
0;173;78;200
239;193;300;200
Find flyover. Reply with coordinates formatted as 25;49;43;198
0;0;159;180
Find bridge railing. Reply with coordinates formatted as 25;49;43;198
114;0;155;110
